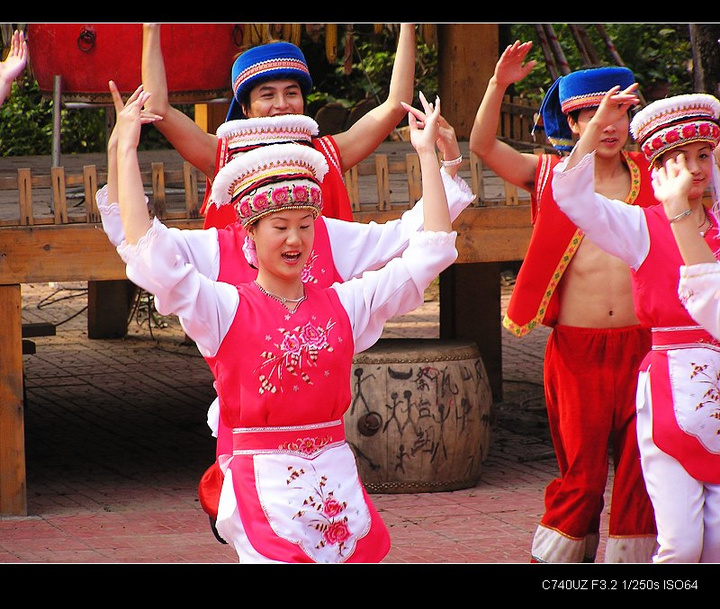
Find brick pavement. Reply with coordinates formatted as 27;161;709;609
0;279;585;565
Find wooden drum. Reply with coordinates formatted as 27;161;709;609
347;338;492;493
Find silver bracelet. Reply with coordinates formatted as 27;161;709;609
669;208;692;224
441;155;463;167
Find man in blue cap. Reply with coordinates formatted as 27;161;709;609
470;40;658;563
140;23;420;225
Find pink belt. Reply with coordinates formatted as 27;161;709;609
651;325;720;350
232;419;346;458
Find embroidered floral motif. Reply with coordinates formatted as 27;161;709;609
300;250;320;285
258;318;336;394
279;435;332;455
689;362;720;433
287;466;352;556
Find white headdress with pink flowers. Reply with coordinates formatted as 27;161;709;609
208;142;328;228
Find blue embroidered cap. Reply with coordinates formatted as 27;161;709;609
226;41;313;121
534;66;635;151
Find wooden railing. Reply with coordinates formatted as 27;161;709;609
0;149;534;229
0;92;544;228
0;161;202;228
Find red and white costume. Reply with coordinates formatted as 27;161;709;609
505;152;657;563
98;168;473;528
115;215;458;562
554;150;720;563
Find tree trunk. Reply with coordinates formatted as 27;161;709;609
689;24;720;95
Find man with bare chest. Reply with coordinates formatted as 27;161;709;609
470;42;658;563
557;162;637;328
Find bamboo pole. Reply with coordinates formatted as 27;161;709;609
543;24;571;75
534;24;559;81
576;25;600;64
596;24;625;66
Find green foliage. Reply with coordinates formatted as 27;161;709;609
0;74;107;156
306;25;438;114
507;24;693;104
0;75;53;155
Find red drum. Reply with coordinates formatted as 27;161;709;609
27;24;242;105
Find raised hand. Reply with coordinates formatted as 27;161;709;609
402;91;441;155
0;30;28;105
651;153;693;219
0;30;28;83
591;84;640;131
494;40;536;89
108;80;162;152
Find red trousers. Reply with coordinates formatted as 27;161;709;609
540;324;656;552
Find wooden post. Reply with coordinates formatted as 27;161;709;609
436;24;504;398
87;280;136;340
436;24;498;140
0;284;27;516
439;263;503;401
194;102;229;135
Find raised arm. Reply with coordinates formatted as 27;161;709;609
0;30;27;106
107;80;163;212
469;40;538;192
141;23;218;179
404;93;450;233
552;151;649;269
112;85;156;244
332;23;416;171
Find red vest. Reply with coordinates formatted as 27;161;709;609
632;205;709;328
504;150;657;336
205;281;354;430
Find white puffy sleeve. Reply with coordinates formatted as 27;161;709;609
334;230;458;353
326;169;474;280
117;218;238;357
97;185;221;280
552;150;651;270
678;262;720;339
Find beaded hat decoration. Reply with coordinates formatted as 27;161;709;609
226;41;313;122
533;66;635;152
216;115;319;161
630;93;720;165
209;143;328;228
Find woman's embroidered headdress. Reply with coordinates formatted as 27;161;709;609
216;114;318;161
208;143;328;228
630;93;720;165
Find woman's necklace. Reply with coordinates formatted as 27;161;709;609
699;212;711;237
254;281;306;308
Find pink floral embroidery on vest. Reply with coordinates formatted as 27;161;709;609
258;318;336;394
301;251;320;285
